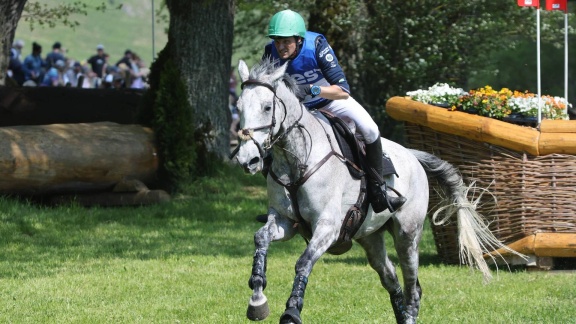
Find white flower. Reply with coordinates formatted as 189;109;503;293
407;83;466;105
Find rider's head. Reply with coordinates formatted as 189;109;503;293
268;9;306;60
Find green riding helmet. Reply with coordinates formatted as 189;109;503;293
268;9;306;38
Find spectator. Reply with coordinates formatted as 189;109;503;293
45;41;66;70
7;40;26;85
22;42;46;86
11;39;25;61
87;44;107;85
64;61;84;87
229;70;238;99
115;49;133;69
101;69;124;89
128;52;147;89
40;59;66;87
81;64;98;88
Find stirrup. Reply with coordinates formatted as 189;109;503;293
370;182;406;213
387;195;407;212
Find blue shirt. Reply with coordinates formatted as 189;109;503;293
264;31;350;109
22;54;45;81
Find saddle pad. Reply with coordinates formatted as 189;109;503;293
319;110;398;178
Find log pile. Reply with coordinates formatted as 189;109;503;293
0;122;159;196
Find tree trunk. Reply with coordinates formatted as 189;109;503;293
0;123;158;194
0;0;27;87
165;0;234;159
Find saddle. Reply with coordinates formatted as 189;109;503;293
317;110;398;255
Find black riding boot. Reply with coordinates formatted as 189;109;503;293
365;138;406;213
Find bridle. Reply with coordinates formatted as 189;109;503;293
229;79;303;160
231;77;360;236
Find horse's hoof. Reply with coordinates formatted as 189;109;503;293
246;297;269;321
279;307;302;324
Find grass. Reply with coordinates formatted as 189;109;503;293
0;164;574;323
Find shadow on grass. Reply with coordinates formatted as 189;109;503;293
321;249;441;267
0;166;274;275
0;164;452;279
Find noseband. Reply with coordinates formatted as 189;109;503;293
229;79;301;160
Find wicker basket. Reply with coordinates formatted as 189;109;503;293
404;123;576;264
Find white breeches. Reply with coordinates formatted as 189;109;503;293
321;96;380;144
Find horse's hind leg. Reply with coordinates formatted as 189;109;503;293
357;232;408;324
390;219;424;323
247;211;297;321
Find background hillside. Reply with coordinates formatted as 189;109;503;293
14;0;168;67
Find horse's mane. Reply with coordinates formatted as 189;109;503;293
249;58;300;96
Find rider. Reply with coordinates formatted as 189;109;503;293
262;9;406;213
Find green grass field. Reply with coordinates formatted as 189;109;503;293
0;165;574;323
15;0;168;67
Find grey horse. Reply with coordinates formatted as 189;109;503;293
233;59;521;324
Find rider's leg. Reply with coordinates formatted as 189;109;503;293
324;97;405;213
365;138;406;213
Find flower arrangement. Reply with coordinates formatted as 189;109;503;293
407;83;570;122
406;83;466;108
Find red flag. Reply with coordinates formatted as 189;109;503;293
545;0;567;12
517;0;540;7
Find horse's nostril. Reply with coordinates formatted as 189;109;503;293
249;157;261;166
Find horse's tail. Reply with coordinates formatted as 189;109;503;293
409;149;525;283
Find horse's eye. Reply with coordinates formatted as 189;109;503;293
264;106;272;112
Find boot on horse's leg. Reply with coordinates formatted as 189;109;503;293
365;138;406;213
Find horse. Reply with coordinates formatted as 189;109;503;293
232;59;522;324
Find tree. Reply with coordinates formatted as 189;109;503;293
141;0;234;189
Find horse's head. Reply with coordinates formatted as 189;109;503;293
234;59;292;174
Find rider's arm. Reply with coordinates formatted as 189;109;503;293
313;36;350;100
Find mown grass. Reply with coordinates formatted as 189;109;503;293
0;164;574;323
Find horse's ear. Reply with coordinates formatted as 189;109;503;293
269;61;288;83
238;60;249;82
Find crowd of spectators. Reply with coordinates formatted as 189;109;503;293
6;39;150;89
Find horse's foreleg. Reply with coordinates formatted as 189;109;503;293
356;232;408;324
280;221;339;324
247;211;296;321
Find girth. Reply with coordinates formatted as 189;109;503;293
269;148;369;255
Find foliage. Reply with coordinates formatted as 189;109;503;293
0;165;575;322
21;1;119;31
147;47;197;192
408;83;570;121
468;38;576;110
